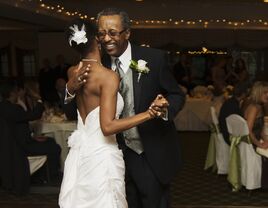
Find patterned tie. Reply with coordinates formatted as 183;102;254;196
114;58;143;154
115;58;124;92
115;58;124;78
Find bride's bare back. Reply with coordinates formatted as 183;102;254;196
68;61;153;136
68;62;119;124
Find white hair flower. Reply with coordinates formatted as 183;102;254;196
69;24;88;46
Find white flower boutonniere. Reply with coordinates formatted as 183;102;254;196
130;59;150;82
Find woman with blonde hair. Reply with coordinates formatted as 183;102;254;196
243;81;268;188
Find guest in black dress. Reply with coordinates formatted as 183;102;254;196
219;82;249;145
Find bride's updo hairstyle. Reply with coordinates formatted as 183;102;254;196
66;19;97;58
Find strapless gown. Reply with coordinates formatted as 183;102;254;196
59;94;127;208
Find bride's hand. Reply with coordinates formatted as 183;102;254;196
67;62;90;93
146;95;169;119
147;106;159;119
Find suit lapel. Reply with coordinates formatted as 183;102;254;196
131;45;143;112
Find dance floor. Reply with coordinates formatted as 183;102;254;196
1;132;268;208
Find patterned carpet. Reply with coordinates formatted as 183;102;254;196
1;131;268;208
171;132;268;208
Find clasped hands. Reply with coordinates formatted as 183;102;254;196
148;94;169;119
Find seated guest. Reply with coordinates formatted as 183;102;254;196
0;80;61;180
38;58;55;102
173;52;193;92
17;79;41;111
219;82;249;145
52;78;66;109
243;81;268;188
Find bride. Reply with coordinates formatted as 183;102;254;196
58;20;165;208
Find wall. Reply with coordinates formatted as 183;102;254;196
38;32;79;68
0;30;38;76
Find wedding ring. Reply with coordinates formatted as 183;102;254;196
78;76;82;82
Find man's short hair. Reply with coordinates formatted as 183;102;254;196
97;8;131;30
233;82;250;97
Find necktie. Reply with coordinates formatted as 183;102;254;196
115;58;125;92
114;58;143;154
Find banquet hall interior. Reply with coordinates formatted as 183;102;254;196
1;0;268;207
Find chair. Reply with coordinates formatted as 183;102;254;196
28;155;50;183
211;107;230;174
226;114;261;191
27;155;47;174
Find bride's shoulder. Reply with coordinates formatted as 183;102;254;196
99;68;119;88
100;66;118;78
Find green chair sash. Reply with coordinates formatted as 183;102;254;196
204;124;218;172
227;134;251;191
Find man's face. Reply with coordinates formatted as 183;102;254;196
97;15;130;57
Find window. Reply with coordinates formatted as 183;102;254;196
23;54;36;77
16;48;36;77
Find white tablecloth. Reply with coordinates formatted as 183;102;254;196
33;121;77;170
263;117;268;140
174;96;224;131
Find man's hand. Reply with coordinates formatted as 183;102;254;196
150;94;169;118
66;62;90;94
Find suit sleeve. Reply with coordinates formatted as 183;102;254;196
159;52;186;120
62;99;78;120
11;103;44;123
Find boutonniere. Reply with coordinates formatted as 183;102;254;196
129;59;150;82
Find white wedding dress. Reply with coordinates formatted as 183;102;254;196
59;94;127;208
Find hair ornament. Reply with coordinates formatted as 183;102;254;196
69;24;88;46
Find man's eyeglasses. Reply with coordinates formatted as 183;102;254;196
97;29;127;39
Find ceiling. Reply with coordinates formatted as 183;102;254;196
1;0;268;30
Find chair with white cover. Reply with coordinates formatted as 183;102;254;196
205;106;229;174
27;155;48;175
211;106;230;174
226;114;262;191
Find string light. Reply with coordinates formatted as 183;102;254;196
174;48;227;55
188;48;227;55
11;0;268;28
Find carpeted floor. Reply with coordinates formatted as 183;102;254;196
171;132;268;208
1;131;268;208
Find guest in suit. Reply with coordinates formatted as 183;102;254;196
0;80;61;180
219;82;249;145
65;8;185;208
52;54;70;82
38;58;56;102
46;78;66;110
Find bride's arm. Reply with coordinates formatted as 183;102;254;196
99;73;154;136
